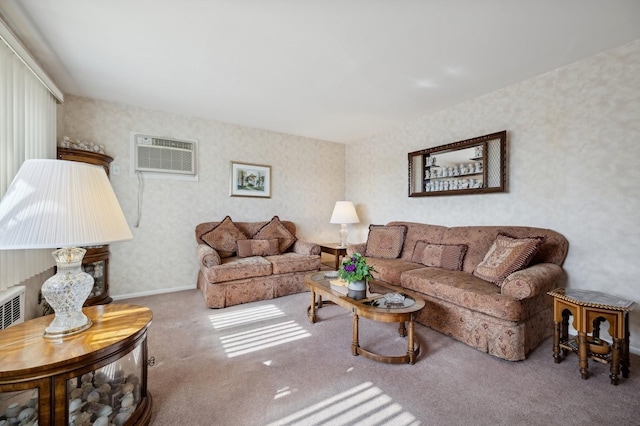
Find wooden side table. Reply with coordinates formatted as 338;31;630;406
548;288;635;385
319;243;348;270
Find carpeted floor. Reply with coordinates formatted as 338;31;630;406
122;289;640;426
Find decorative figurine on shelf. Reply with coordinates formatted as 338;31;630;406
59;136;106;154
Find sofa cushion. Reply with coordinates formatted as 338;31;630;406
204;256;272;283
201;216;248;258
473;233;545;285
401;268;525;322
254;216;297;253
267;253;320;274
365;225;406;259
365;257;425;286
237;239;280;257
412;241;468;271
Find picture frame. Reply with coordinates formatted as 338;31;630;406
230;161;271;198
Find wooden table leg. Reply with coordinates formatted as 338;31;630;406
610;338;622;385
561;310;570;356
578;331;589;379
622;313;631;378
398;321;407;337
407;319;416;365
308;290;317;323
553;321;562;363
351;313;359;356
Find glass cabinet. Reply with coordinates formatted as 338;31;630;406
0;304;153;426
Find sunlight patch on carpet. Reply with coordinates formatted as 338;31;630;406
208;304;285;330
266;381;418;426
219;320;311;357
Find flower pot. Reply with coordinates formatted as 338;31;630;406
347;280;366;300
347;280;366;291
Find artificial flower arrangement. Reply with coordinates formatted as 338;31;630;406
338;252;375;283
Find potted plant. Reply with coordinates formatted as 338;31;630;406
338;253;375;293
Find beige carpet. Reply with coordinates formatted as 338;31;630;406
122;289;640;426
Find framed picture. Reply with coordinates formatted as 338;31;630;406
230;161;271;198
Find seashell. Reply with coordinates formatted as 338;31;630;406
27;394;38;408
113;412;131;426
87;390;100;403
121;382;134;394
126;374;139;385
97;383;111;393
93;416;110;426
96;405;113;418
81;372;94;383
120;393;134;408
69;397;85;413
70;388;84;399
82;382;95;390
5;402;21;418
18;407;35;421
94;372;109;385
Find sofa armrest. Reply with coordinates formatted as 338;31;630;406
197;243;221;267
347;243;367;257
501;263;565;300
291;240;320;256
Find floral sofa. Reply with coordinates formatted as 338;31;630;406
196;216;320;308
347;222;569;361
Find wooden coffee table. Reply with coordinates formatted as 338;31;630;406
305;272;425;364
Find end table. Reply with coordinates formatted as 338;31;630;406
548;288;635;385
319;243;348;270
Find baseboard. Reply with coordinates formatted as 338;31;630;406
112;285;196;301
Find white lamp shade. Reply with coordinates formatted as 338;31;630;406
0;159;133;249
330;201;359;224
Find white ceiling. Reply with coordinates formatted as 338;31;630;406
1;1;639;143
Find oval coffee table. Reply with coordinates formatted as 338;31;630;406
305;272;426;364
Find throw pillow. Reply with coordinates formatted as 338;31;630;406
473;233;546;285
411;241;468;271
201;216;248;258
365;225;407;259
253;216;297;253
237;239;280;257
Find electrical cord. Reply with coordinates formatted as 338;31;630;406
134;170;144;227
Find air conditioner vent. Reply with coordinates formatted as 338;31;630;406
131;133;198;180
0;286;25;330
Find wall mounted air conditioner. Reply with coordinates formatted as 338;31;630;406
130;132;198;181
0;286;25;330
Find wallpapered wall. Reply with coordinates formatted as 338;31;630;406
59;97;345;297
344;40;640;352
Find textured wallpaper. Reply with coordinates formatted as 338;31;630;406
345;39;640;352
60;97;345;298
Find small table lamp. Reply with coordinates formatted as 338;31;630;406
0;159;133;339
330;201;360;248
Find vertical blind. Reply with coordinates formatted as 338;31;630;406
0;36;59;292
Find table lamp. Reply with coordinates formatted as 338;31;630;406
329;201;359;248
0;159;133;339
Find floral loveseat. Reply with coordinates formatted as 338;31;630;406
196;216;320;308
347;222;569;361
